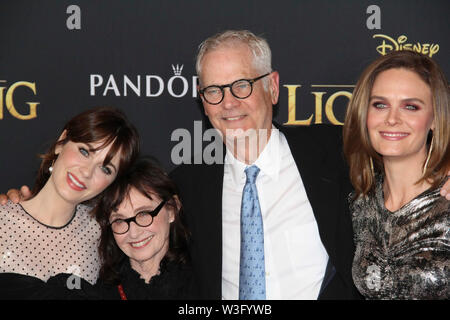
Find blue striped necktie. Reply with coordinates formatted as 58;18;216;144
239;165;266;300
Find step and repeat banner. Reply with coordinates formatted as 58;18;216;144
1;0;448;191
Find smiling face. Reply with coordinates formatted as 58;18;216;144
50;138;120;205
199;44;279;140
367;68;435;163
111;188;174;269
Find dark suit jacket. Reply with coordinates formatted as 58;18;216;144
170;124;362;299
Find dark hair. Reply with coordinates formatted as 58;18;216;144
343;50;449;196
32;107;140;197
94;157;190;284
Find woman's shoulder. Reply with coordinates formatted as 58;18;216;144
0;200;26;223
76;203;93;214
73;203;100;229
425;185;450;221
349;191;375;214
0;200;24;212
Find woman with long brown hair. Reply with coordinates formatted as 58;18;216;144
0;107;140;298
343;50;449;299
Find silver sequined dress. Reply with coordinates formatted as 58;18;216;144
350;177;449;299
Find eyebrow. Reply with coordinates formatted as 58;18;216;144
105;162;117;172
110;205;158;220
83;142;118;172
109;212;125;221
369;96;426;105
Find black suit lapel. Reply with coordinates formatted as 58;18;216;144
196;161;224;298
279;126;340;265
278;125;359;297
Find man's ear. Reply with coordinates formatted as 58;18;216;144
54;130;68;155
269;71;280;105
198;85;209;116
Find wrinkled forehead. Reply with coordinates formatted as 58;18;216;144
199;44;256;85
204;41;254;64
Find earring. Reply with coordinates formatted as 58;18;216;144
48;160;55;173
369;156;375;178
423;134;434;176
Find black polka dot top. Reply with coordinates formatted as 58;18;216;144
0;201;101;284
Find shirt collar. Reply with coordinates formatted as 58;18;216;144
225;125;282;185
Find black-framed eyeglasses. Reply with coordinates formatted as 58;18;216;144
109;200;167;235
199;72;271;105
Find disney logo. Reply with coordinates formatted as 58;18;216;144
373;34;439;58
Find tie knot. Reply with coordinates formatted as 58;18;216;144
244;165;260;184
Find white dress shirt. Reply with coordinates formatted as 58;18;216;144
221;127;329;300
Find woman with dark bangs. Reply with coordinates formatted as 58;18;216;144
0;107;140;298
92;157;196;299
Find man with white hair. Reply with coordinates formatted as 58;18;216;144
171;30;361;300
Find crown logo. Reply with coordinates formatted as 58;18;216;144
172;64;184;76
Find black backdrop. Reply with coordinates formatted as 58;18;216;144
1;0;449;191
